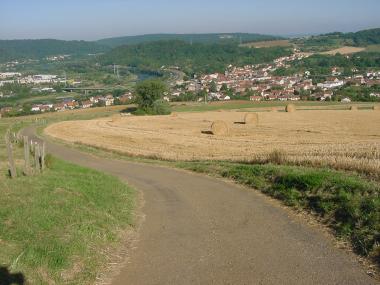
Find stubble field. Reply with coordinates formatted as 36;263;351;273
45;107;380;178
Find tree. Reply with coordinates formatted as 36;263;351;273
209;81;217;93
135;79;169;114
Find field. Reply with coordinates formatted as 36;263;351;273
242;40;292;48
320;46;366;55
45;106;380;178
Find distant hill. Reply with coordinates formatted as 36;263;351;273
97;33;283;48
293;28;380;52
0;39;108;62
100;40;291;74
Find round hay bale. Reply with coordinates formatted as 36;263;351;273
211;120;229;136
285;104;296;113
350;105;358;111
372;105;380;111
244;113;259;126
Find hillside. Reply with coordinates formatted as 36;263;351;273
99;40;291;74
293;28;380;52
97;33;283;48
0;39;108;62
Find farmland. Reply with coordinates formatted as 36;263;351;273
45;105;380;178
241;40;292;48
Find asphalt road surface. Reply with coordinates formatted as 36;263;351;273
24;127;377;285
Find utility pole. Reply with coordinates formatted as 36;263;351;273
63;71;67;87
116;65;120;79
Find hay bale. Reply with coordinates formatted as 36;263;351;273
350;105;358;111
211;120;229;136
372;105;380;111
285;104;296;113
244;113;259;126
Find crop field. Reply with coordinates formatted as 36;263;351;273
242;40;292;48
320;46;366;55
45;106;380;178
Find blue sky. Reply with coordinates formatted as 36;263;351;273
1;0;380;40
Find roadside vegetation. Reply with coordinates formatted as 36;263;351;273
0;114;135;284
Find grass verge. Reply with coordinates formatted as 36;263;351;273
0;156;135;284
174;161;380;263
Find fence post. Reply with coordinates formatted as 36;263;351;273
41;142;46;171
34;143;40;173
23;136;31;176
5;133;17;179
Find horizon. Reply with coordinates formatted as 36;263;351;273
1;0;380;41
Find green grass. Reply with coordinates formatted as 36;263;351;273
0;114;136;284
0;157;135;284
174;161;380;262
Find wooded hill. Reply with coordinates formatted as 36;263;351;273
99;40;292;74
0;39;108;63
97;33;283;48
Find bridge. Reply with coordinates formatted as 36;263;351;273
62;87;108;94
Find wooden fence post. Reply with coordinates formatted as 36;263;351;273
23;136;31;176
5;133;17;179
34;143;40;173
41;142;46;171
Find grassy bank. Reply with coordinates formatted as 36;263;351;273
175;161;380;262
0;112;136;284
0;157;135;284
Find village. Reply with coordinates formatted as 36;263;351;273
174;51;380;103
1;51;380;116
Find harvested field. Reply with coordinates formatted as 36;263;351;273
45;109;380;177
242;40;292;48
321;46;366;55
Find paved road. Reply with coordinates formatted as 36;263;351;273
24;127;377;285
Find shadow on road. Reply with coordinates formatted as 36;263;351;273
0;267;25;285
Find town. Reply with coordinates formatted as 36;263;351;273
1;50;380;117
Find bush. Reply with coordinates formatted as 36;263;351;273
152;99;171;115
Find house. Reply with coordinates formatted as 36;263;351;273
31;105;41;112
54;103;66;112
317;78;345;89
341;97;352;103
65;101;79;110
101;95;114;106
81;100;93;109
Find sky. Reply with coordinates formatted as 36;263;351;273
1;0;380;41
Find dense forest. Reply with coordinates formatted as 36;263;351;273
0;39;108;63
100;40;292;74
97;33;282;48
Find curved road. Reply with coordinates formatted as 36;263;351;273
24;127;377;285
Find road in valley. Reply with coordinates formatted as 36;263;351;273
24;127;377;285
